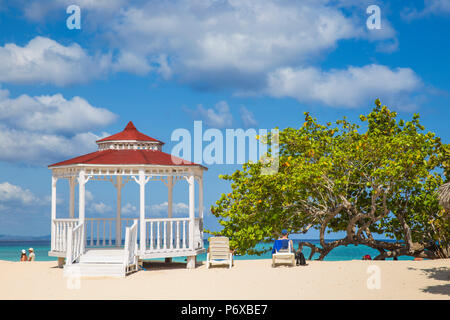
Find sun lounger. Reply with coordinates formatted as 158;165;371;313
206;237;234;269
271;239;295;267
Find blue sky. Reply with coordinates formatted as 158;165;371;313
0;0;449;238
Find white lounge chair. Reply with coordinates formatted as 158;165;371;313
271;239;295;267
206;237;234;269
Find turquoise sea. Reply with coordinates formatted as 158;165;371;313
0;239;413;262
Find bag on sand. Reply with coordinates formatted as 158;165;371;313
296;252;306;266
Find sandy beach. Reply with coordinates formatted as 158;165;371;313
0;258;449;300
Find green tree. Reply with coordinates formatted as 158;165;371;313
207;100;450;259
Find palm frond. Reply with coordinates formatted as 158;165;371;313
437;182;450;212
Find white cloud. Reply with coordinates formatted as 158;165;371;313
184;101;233;128
0;182;43;213
150;202;189;214
402;0;450;20
85;190;94;202
122;203;137;215
265;64;423;109
0;36;112;85
0;87;117;134
21;0;126;21
240;106;258;127
0;182;38;205
89;201;113;214
103;0;366;89
0;87;116;165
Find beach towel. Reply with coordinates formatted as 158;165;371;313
272;239;290;254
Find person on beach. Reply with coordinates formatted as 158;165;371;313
295;244;307;266
20;250;27;262
272;229;294;254
28;248;35;261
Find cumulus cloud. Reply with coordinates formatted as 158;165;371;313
103;0;366;90
122;203;137;215
0;36;112;86
265;64;423;109
0;182;43;213
0;87;116;165
0;182;39;205
240;106;258;127
89;201;113;214
0;87;117;134
1;1;423;110
184;101;233;128
402;0;450;20
150;202;189;214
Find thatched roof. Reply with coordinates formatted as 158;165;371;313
437;182;450;212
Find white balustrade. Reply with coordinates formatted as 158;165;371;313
145;218;191;252
66;223;85;265
123;220;138;270
52;219;78;252
85;218;137;247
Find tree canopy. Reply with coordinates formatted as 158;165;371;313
207;100;450;259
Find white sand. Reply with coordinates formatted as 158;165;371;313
0;259;449;300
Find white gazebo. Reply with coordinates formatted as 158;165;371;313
48;122;207;277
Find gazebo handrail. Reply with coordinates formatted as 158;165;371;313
144;217;190;222
53;218;78;222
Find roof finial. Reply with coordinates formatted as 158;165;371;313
125;121;136;131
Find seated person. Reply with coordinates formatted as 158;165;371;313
28;248;35;261
272;229;294;254
20;250;27;262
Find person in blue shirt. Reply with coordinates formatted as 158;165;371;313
272;229;294;254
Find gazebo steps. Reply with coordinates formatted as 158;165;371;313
64;263;127;278
64;249;130;277
79;249;125;264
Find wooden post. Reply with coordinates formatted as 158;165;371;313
51;176;57;251
138;170;148;255
166;176;174;263
116;176;123;247
198;175;204;248
188;175;195;251
77;170;88;253
69;177;76;218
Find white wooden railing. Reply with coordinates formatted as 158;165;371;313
194;218;204;250
86;218;137;247
52;219;78;252
66;223;85;266
145;217;203;252
123;220;138;272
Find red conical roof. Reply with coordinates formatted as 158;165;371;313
96;121;164;144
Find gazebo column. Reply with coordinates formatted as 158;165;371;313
198;175;204;245
187;174;196;269
77;170;90;253
136;170;150;255
165;176;174;263
69;176;76;218
52;176;66;268
115;176;123;247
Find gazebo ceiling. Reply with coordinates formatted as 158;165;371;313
48;122;206;170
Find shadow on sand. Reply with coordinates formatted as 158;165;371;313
408;266;450;297
140;260;204;271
